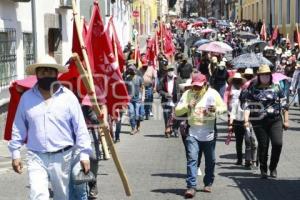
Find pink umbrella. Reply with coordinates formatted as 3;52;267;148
272;72;289;83
200;28;216;34
197;42;227;54
192;21;203;27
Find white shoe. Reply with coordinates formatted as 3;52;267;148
149;112;154;117
197;167;202;176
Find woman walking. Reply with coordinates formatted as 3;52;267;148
244;65;289;178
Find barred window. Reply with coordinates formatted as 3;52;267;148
23;33;34;69
0;28;16;90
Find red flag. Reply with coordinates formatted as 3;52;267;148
108;17;126;73
86;3;129;117
269;25;278;46
260;21;267;41
4;77;37;140
163;28;176;57
59;20;88;97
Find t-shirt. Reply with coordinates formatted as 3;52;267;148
140;66;157;87
177;62;193;79
125;75;144;102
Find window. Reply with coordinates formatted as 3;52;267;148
0;29;16;90
23;33;34;69
278;0;282;25
287;0;290;24
296;0;300;23
48;28;62;64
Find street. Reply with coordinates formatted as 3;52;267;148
0;99;300;200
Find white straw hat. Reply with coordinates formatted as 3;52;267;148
26;55;68;75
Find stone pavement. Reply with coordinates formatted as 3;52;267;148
1;99;300;200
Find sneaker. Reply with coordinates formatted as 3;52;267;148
235;160;243;165
88;182;98;199
261;170;268;179
114;139;120;143
203;186;212;193
150;112;154;117
197;167;202;176
270;169;277;178
184;188;196;198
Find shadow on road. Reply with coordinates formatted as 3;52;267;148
219;153;237;160
151;188;185;197
144;134;167;138
151;173;186;179
218;170;300;200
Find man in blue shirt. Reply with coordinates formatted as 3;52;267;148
8;55;92;200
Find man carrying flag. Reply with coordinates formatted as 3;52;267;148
8;55;92;200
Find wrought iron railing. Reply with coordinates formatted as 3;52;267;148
0;28;17;91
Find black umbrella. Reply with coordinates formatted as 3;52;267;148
246;40;268;52
236;31;257;40
231;53;273;69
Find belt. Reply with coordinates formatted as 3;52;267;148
47;145;73;154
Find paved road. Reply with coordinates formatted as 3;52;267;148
0;100;300;200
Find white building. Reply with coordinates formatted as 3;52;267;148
0;0;132;105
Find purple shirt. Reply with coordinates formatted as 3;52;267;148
8;84;92;160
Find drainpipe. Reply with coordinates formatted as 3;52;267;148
31;0;37;62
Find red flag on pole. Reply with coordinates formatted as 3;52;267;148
295;24;300;47
260;21;267;41
108;17;126;73
86;3;129;116
269;25;278;46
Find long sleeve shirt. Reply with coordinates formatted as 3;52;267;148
8;85;92;160
175;87;227;141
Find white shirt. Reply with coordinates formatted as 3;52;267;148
167;76;175;107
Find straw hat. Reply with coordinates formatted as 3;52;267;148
228;72;246;84
257;64;271;74
26;55;68;75
243;68;254;75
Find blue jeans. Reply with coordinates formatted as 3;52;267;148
144;86;154;117
69;150;88;200
115;112;124;140
128;101;142;129
185;136;216;188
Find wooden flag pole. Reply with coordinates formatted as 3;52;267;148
72;0;132;196
72;53;132;196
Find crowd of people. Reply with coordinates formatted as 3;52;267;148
7;17;300;200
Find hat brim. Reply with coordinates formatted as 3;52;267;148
191;82;205;87
228;77;246;84
26;63;68;75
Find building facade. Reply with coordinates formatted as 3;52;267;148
241;0;300;42
0;0;133;104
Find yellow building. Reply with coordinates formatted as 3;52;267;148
132;0;158;35
241;0;300;42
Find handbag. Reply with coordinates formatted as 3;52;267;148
73;170;96;185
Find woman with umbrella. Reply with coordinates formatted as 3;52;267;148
244;65;289;178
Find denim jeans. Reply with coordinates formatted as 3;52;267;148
185;136;216;188
115;111;124;141
69;149;88;200
128;101;142;129
27;148;73;200
144;86;153;117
